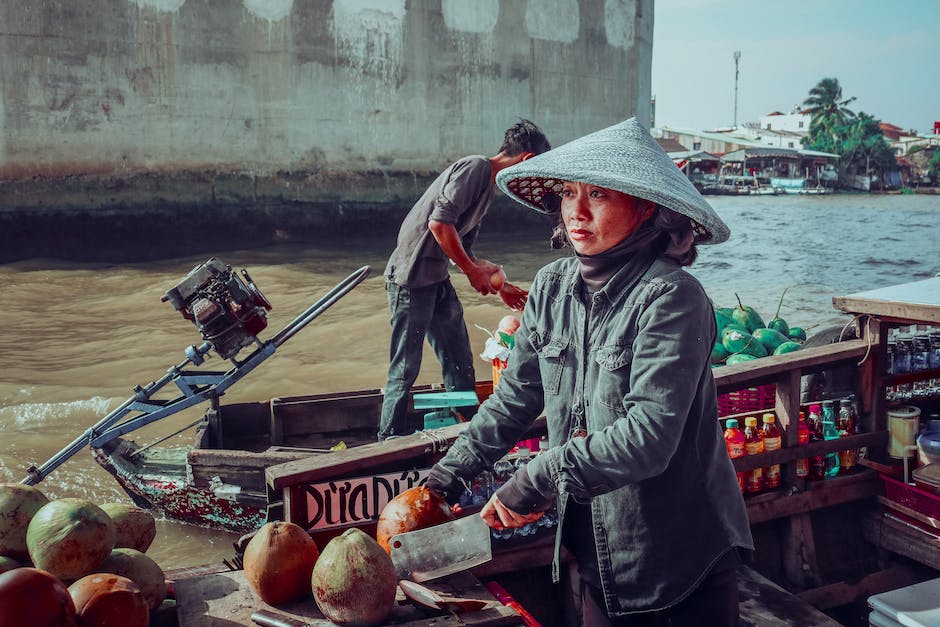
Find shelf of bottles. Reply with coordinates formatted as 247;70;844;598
884;324;940;403
724;395;867;498
458;439;558;542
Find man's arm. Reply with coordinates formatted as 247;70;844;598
428;219;500;295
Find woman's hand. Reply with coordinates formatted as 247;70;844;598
481;494;543;529
498;283;528;311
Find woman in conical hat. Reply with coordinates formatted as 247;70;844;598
427;119;752;625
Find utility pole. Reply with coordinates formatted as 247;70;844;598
733;51;741;128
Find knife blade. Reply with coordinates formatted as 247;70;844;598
389;514;493;582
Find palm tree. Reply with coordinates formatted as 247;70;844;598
802;78;857;140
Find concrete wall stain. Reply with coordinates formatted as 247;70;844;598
0;0;651;262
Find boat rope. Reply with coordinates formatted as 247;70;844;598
841;313;875;366
126;416;206;459
416;428;450;454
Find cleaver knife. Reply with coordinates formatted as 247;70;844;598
389;514;493;582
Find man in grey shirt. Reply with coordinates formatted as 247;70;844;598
379;120;550;439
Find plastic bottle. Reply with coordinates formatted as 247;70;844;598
761;413;782;490
838;399;858;474
743;416;764;495
796;411;810;480
806;404;826;481
821;400;841;477
724;419;747;493
491;458;516;539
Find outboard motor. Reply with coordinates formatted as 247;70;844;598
162;257;272;360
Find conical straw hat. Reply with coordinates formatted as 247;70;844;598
496;118;730;244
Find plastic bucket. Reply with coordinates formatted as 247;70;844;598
888;405;921;459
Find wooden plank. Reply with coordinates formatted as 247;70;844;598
831;277;940;324
746;471;881;524
863;510;940;571
714;340;868;390
796;563;928;610
736;565;840;626
174;568;518;627
731;431;887;473
782;513;820;589
267;416;548;490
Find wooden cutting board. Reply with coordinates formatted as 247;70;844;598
174;568;522;626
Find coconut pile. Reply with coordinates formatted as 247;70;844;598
0;484;163;626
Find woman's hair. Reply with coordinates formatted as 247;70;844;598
550;204;699;266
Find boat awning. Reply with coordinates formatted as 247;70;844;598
721;147;800;162
722;147;839;162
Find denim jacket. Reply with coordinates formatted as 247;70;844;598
432;253;753;616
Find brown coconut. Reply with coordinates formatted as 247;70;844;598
311;528;397;627
68;573;148;627
97;548;165;610
0;566;78;627
243;521;319;606
99;503;156;553
375;485;454;554
0;484;49;561
26;498;115;582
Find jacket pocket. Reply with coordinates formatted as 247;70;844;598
531;330;568;396
594;346;632;411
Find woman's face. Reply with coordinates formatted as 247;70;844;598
560;182;655;256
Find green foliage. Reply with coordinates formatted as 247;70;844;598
802;78;897;186
928;149;940;184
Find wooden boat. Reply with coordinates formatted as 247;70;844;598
224;277;937;626
104;277;940;625
92;381;495;533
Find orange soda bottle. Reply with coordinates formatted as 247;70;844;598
761;413;782;490
744;416;764;495
724;419;746;493
796;411;810;479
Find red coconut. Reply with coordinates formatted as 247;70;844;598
68;573;148;627
0;567;77;627
243;521;320;606
375;485;455;554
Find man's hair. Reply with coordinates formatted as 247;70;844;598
500;119;551;156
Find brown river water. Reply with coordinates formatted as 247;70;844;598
1;193;938;571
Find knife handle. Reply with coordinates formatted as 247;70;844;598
250;609;308;627
485;581;543;627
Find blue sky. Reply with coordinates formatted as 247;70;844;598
651;0;939;133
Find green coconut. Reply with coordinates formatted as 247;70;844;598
0;484;50;561
96;548;165;610
311;528;397;627
26;498;115;582
98;503;156;554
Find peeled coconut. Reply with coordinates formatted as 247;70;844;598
375;485;455;554
489;267;507;291
497;314;521;336
97;548;165;610
27;498;115;581
0;484;49;561
311;528;397;627
0;566;77;627
99;503;156;553
68;573;148;627
243;521;319;606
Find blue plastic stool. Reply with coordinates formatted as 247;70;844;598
414;391;479;430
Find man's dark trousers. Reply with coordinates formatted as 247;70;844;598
379;279;477;439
